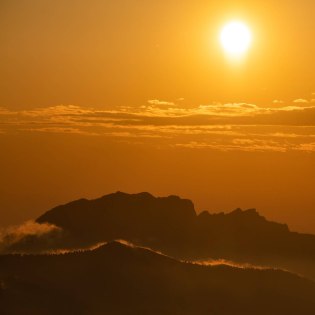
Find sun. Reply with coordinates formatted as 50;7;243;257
220;21;252;56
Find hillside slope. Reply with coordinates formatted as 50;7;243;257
1;241;315;315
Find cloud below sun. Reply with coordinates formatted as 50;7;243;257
1;101;315;153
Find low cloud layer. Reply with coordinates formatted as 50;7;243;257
1;102;315;152
0;221;62;254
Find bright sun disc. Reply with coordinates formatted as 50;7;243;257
220;21;252;56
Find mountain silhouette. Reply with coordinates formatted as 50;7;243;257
31;192;315;280
1;241;315;315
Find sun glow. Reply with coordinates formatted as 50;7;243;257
220;21;252;58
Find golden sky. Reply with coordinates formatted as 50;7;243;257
0;0;315;233
1;0;315;107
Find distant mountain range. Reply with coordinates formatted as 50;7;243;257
25;191;315;280
1;241;315;315
2;192;315;314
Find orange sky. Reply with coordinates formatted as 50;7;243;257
0;0;315;233
1;0;315;107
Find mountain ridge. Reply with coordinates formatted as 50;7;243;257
1;240;315;315
3;191;315;281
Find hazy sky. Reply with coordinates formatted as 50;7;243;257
0;0;315;233
1;0;315;108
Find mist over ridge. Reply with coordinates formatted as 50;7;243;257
2;191;315;282
1;239;315;315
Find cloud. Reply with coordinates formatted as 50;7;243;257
0;221;62;254
1;103;315;127
147;99;175;106
175;137;315;153
293;99;309;104
193;258;269;270
273;100;284;104
295;142;315;152
1;103;315;153
23;127;99;136
175;140;289;153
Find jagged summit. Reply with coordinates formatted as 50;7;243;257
37;192;277;227
38;192;292;252
101;191;154;200
230;207;258;215
37;191;196;234
228;208;268;221
37;192;278;227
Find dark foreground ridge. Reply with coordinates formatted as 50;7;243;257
33;191;315;280
1;241;315;315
